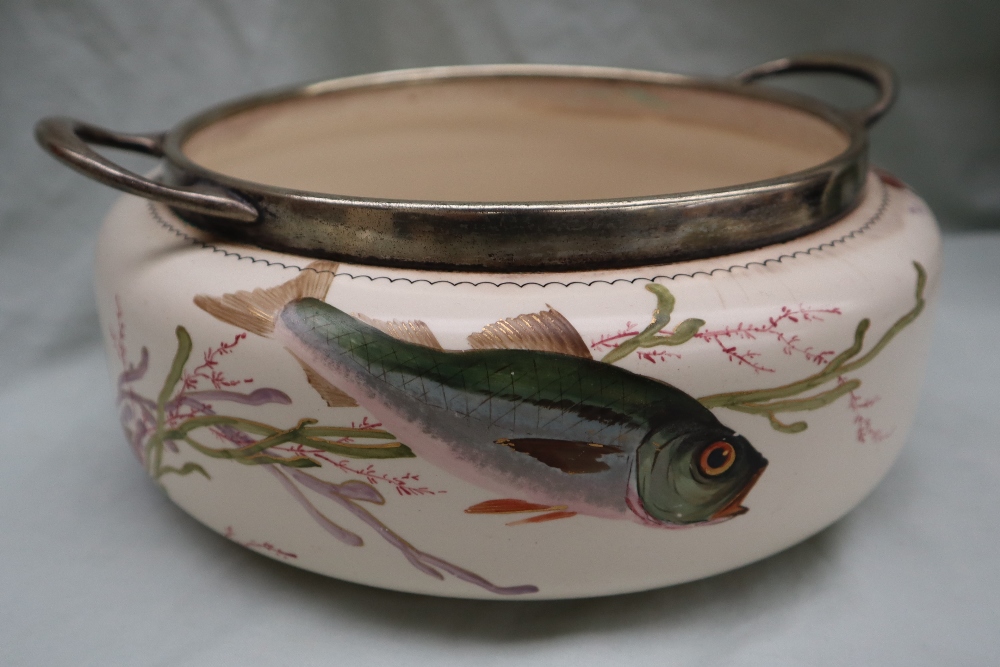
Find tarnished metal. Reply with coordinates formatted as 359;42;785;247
735;52;897;127
35;53;896;272
34;118;258;222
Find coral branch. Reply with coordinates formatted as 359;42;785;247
276;449;444;496
182;333;252;391
636;350;682;364
844;380;892;443
698;263;926;433
110;295;128;365
112;313;537;596
590;323;640;351
597;285;839;370
691;304;840;373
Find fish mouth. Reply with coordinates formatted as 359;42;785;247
709;463;768;521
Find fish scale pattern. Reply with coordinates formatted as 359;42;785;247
286;299;706;445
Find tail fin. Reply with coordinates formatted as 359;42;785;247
194;261;338;336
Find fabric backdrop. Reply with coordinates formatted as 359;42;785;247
2;0;997;388
1;2;997;665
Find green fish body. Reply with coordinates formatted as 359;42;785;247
276;298;767;526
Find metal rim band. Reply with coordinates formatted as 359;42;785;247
36;53;895;273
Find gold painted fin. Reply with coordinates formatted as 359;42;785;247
288;350;358;408
194;261;338;337
468;307;591;359
355;314;443;350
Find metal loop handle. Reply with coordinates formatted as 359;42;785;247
734;53;897;127
34;117;258;223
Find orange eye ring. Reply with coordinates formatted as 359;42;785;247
699;441;736;476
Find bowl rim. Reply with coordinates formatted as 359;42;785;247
164;62;865;212
36;54;896;271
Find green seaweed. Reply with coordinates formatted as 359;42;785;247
115;317;538;596
144;326;193;478
601;284;706;364
141;326;412;481
607;263;927;434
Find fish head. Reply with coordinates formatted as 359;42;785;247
633;423;768;526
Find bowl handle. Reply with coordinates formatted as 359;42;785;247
34;117;258;223
734;53;897;128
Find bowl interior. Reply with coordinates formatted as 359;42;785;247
181;74;850;203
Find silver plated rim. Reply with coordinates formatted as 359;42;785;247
36;53;896;272
164;63;863;212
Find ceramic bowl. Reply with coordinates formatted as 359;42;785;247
37;53;940;599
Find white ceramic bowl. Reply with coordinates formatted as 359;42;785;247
39;54;940;599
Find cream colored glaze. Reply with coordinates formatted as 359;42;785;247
182;77;850;202
95;176;942;598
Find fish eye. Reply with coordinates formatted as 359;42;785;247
698;441;736;476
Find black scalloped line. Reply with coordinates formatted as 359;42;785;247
147;182;890;289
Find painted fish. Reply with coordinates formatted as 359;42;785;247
196;264;767;527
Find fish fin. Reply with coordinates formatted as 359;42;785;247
494;438;623;474
464;499;568;514
288;350;358;408
468;307;591;359
193;261;338;337
506;511;577;526
354;314;443;350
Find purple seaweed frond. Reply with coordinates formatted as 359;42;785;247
118;347;149;386
109;304;537;596
179;388;292;407
288;469;538;596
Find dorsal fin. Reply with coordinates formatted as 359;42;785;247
194;261;338;337
354;314;443;350
288;350;358;408
468;307;591;359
